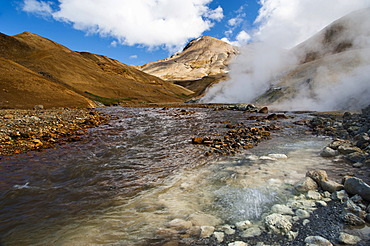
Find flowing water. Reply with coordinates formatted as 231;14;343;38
0;107;339;245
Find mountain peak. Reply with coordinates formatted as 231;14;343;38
140;36;238;80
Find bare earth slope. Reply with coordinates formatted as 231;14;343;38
0;57;95;109
140;36;238;81
0;32;193;108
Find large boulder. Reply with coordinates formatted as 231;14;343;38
344;177;370;201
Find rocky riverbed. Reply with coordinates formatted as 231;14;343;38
0;104;369;246
144;105;370;246
0;108;108;156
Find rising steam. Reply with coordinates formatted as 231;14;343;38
202;3;370;111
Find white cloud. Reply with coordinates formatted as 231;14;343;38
129;55;138;59
22;0;52;16
222;30;251;46
22;0;224;50
205;6;224;21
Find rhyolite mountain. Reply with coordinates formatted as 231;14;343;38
253;8;370;110
140;36;238;80
140;36;238;97
0;32;193;109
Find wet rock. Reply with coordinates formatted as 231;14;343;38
344;177;370;201
306;170;328;183
355;133;370;148
320;147;338;157
259;156;276;161
295;177;319;193
241;227;262;238
337;145;362;155
304;236;333;246
192;137;203;144
264;213;292;234
267;114;278;120
167;219;192;230
228;241;249;246
352;162;363;168
189;213;221;227
235;220;252;230
365;214;370;223
271;204;294;215
343;213;366;226
200;226;214;238
320;180;343;193
267;153;288;159
346;152;367;163
258;107;269;114
213;231;224;243
331;190;349;201
338;232;362;245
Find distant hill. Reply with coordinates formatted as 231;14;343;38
0;32;193;109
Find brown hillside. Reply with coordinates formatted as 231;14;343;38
173;74;228;98
0;57;95;109
0;32;193;108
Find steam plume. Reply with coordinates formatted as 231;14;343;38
202;1;370;111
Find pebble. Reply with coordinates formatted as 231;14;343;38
240;227;262;238
213;231;225;243
306;191;322;200
235;220;252;230
296;209;310;219
221;225;236;235
228;241;249;246
200;226;214;238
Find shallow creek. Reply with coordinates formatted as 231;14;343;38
0;107;340;245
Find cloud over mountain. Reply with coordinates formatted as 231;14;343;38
22;0;224;50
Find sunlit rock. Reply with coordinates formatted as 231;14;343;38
338;232;361;245
264;213;292;234
294;177;319;193
304;236;333;246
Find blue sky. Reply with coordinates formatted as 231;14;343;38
0;0;261;66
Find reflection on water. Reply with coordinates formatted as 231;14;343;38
0;106;333;245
